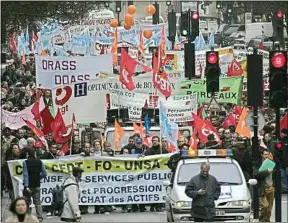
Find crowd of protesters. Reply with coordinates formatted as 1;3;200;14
1;52;288;222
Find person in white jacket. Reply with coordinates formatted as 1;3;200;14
60;167;83;222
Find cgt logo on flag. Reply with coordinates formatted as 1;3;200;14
55;86;72;106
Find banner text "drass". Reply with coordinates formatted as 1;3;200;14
42;60;77;70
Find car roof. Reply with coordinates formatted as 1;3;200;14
179;157;234;164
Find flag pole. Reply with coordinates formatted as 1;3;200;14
70;113;75;156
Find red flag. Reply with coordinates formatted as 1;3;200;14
189;130;197;150
32;31;38;42
23;119;48;149
233;104;243;115
139;63;152;73
197;104;207;119
192;113;221;144
139;27;145;54
58;142;70;156
280;113;288;133
31;90;42;121
52;109;73;144
222;113;237;129
100;45;105;55
9;34;17;53
205;119;218;134
227;58;243;77
259;41;264;50
227;64;233;76
152;55;172;98
120;48;137;91
233;104;242;124
40;107;55;135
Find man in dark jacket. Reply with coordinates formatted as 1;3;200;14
23;148;47;222
145;136;168;212
185;162;221;222
145;136;168;156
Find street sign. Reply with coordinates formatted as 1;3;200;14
245;111;265;132
207;97;221;111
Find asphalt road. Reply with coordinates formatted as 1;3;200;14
1;193;287;222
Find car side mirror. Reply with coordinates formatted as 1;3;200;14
163;180;172;187
248;179;257;186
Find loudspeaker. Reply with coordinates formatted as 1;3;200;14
107;108;129;123
141;108;159;124
247;54;263;107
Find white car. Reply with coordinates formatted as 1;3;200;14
164;149;257;222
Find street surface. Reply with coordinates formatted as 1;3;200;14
1;193;287;222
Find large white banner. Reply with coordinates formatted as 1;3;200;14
51;75;186;124
52;80;107;124
1;98;45;130
110;89;198;123
35;54;113;89
7;155;171;206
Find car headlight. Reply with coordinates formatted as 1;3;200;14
227;200;250;207
175;201;192;208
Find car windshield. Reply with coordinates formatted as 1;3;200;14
106;128;191;150
106;130;161;150
177;162;243;185
217;24;227;33
224;26;240;35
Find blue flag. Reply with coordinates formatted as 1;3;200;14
144;114;151;138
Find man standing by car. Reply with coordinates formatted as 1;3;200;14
185;162;221;222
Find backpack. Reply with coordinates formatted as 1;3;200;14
53;179;78;216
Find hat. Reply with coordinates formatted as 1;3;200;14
135;137;143;144
281;128;288;135
72;167;84;174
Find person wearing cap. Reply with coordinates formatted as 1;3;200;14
281;128;288;194
60;167;83;222
131;137;146;155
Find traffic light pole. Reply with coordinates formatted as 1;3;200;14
275;107;282;222
251;106;259;221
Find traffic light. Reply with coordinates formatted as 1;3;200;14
116;1;121;12
269;51;287;108
216;1;222;9
191;11;199;41
152;2;159;24
205;51;220;94
181;11;190;36
184;42;195;78
247;54;263;107
168;10;176;37
227;2;233;14
275;11;284;44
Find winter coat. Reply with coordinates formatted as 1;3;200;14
145;145;168;156
5;214;39;222
60;176;81;221
185;174;221;220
